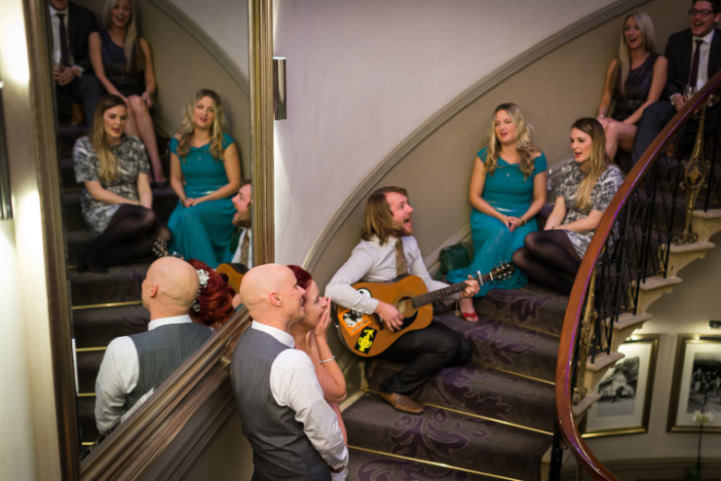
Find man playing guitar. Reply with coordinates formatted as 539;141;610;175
326;186;479;414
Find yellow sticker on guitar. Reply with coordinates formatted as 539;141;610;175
355;327;377;353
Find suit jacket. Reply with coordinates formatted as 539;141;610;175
664;28;721;98
67;2;98;72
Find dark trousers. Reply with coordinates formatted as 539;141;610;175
379;320;471;394
55;73;101;129
631;100;676;165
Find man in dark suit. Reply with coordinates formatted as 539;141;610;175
48;0;102;128
631;0;721;163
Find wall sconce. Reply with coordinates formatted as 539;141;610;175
273;57;286;120
0;80;12;220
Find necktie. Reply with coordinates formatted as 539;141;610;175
57;13;70;66
395;238;407;276
689;39;704;92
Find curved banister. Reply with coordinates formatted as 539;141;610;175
555;69;721;480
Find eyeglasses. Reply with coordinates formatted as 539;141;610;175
688;8;715;16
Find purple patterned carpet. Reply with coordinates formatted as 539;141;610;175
342;283;567;481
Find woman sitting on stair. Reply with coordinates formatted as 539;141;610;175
73;94;171;272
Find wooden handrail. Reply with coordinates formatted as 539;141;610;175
555;69;721;480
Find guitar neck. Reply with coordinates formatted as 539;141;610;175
411;269;496;308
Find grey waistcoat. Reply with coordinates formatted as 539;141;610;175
127;322;213;410
230;327;331;481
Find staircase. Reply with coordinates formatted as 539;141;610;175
342;283;567;481
57;127;175;449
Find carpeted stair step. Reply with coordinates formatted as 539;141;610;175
475;284;566;337
69;263;148;306
76;349;105;393
77;395;99;444
343;395;550;481
347;447;505;481
438;314;559;382
367;362;555;432
73;303;149;348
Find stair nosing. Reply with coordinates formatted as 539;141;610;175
348;445;526;481
73;300;142;311
423;401;553;436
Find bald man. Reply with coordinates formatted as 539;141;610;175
94;257;213;434
230;264;349;481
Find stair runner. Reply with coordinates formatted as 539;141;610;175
343;285;567;481
57;128;175;447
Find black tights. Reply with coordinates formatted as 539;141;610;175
512;230;581;295
89;204;171;268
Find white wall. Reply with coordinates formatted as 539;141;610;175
168;0;249;78
271;0;619;264
0;220;36;481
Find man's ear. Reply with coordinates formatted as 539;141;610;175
148;284;159;298
269;291;282;307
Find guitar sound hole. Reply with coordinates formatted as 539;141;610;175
396;297;417;329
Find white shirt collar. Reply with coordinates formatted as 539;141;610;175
694;29;715;44
250;320;295;348
48;4;69;15
148;314;193;331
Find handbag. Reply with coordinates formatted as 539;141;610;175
438;242;471;275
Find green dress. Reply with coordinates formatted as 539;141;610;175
167;134;236;267
447;147;547;296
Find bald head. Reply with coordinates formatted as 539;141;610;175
239;263;305;330
142;257;199;317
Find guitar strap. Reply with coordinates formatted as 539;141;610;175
395;238;408;275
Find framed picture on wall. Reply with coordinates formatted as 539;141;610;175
668;335;721;432
583;335;659;438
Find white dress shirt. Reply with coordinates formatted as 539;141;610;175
231;227;252;267
94;314;194;434
249;321;349;475
48;4;74;67
325;234;449;314
692;29;716;91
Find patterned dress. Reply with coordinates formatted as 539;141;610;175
553;162;624;258
73;135;150;235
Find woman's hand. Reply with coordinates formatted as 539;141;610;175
183;198;195;207
141;91;153;108
507;216;526;232
314;297;332;338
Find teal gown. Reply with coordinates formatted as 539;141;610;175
167;133;237;268
447;147;547;296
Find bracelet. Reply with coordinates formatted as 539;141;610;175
319;355;336;364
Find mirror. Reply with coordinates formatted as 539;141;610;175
41;0;252;460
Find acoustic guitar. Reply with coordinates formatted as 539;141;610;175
333;262;514;358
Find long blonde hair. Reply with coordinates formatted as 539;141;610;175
615;11;656;96
102;0;145;72
571;118;609;212
485;103;537;178
175;89;226;160
90;95;127;184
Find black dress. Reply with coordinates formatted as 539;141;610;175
612;52;659;122
99;30;145;97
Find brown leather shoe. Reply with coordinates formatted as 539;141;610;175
377;391;423;414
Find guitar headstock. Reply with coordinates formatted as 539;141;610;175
490;261;515;281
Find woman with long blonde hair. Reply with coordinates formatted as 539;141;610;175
72;94;170;272
89;0;166;184
512;118;624;294
167;89;241;267
446;103;547;320
597;11;667;160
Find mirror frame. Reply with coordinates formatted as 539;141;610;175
9;0;274;478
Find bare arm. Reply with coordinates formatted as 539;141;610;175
89;32;124;98
468;156;511;228
169;150;189;205
622;56;668;125
597;59;618;118
510;166;547;231
138;38;156;106
191;142;242;205
85;180;139;205
137;172;152;208
543;196;566;230
307;299;346;403
557;209;604;233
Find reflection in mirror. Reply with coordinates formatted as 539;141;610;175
44;0;250;460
